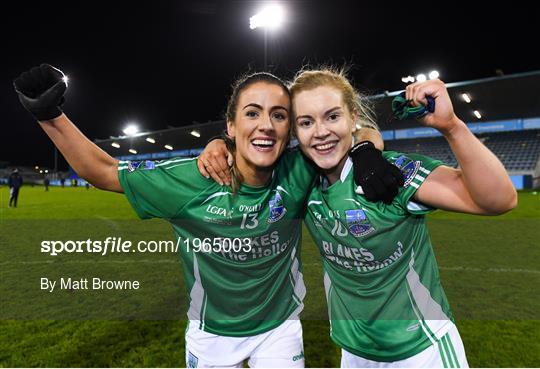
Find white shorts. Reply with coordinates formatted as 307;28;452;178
341;323;469;368
185;319;304;368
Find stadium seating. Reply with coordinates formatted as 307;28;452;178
385;129;540;172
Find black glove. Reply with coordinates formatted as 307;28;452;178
13;63;67;121
349;141;404;204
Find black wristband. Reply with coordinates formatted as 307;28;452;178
207;135;223;144
207;131;227;145
32;106;63;121
349;141;375;156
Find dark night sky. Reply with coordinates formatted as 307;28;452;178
2;1;539;170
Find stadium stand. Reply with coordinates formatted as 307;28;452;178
92;71;540;188
385;129;540;173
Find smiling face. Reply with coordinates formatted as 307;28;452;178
227;81;290;185
293;85;356;184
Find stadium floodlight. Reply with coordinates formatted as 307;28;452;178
190;130;201;138
416;74;427;82
40;170;43;174
249;4;285;70
122;124;139;136
128;149;138;154
146;137;156;144
45;170;49;173
473;110;482;119
249;4;284;30
164;145;173;151
428;70;440;80
462;93;472;103
35;166;39;170
401;75;415;84
111;142;120;148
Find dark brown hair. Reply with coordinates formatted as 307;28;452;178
224;72;290;192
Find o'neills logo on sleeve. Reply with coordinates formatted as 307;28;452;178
143;160;156;170
127;160;155;172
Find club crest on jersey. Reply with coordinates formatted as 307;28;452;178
127;161;142;172
393;155;420;187
268;191;286;223
345;209;374;237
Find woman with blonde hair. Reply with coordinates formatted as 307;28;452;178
201;66;516;367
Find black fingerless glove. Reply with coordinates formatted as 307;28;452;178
349;141;405;204
13;63;67;121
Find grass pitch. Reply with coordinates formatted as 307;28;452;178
1;186;538;367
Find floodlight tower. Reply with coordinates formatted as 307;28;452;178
122;124;139;136
249;4;285;71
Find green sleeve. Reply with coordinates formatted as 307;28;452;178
383;151;446;215
117;157;210;220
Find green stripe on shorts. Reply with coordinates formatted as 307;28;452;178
442;334;456;367
438;339;449;368
445;333;461;368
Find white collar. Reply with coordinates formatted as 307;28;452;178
340;157;353;182
321;157;354;190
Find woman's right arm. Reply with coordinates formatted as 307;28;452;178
38;114;122;192
13;63;122;193
407;79;517;214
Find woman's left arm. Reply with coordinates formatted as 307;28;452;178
407;80;517;215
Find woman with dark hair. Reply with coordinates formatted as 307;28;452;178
13;64;398;367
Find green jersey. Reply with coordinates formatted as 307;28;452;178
118;150;316;336
304;151;452;362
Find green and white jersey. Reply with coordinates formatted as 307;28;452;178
304;151;452;362
118;150;316;336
